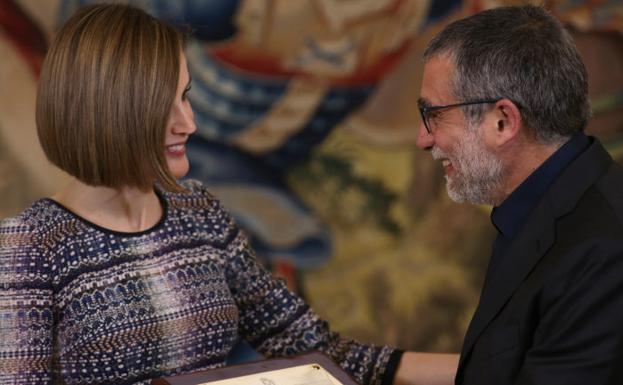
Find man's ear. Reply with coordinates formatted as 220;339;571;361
485;98;522;148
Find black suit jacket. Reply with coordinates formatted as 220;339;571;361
457;138;623;385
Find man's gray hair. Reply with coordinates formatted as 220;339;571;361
424;5;590;144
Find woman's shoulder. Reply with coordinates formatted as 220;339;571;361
180;178;214;197
0;199;60;247
161;179;220;209
1;199;59;227
161;179;239;237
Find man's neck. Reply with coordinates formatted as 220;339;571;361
52;178;163;233
496;140;565;205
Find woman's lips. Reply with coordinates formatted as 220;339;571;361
166;143;186;156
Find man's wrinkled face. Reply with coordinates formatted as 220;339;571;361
417;55;504;205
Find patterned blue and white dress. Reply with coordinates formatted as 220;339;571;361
0;180;399;385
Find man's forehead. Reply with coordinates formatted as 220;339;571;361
419;54;454;104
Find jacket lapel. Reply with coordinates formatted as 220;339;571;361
457;199;556;374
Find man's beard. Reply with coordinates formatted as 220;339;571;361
432;126;504;205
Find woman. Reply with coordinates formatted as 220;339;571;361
0;4;458;385
0;4;388;384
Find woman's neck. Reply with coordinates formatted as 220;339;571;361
51;179;163;233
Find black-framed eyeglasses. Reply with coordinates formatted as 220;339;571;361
418;99;501;134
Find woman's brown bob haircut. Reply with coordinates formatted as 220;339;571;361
37;3;185;192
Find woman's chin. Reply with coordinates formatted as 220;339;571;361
167;158;189;179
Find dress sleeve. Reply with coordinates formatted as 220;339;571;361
0;218;54;384
208;198;399;385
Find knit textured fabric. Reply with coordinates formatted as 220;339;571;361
0;180;395;385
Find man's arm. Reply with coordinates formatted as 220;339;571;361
393;352;459;385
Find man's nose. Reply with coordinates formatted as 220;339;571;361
416;120;434;150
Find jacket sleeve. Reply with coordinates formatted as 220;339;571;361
0;218;54;385
208;198;400;385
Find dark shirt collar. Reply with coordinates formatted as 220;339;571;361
491;132;590;241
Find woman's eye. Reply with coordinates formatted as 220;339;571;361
182;85;192;100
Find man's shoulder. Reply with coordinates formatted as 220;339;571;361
592;160;623;223
596;159;623;193
550;160;623;251
547;138;623;227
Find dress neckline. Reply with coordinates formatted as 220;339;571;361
42;187;169;237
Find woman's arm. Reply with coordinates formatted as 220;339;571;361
201;192;394;384
196;184;458;385
0;218;54;384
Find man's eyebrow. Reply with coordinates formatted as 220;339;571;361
417;97;430;108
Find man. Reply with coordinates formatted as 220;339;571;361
412;5;623;385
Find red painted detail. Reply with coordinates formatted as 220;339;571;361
0;0;48;76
